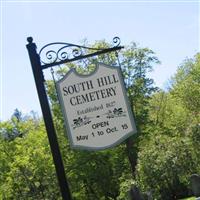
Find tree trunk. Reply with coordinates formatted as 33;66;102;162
126;137;137;175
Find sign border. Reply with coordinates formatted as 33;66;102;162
56;63;137;151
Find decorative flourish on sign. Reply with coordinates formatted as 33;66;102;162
113;108;123;115
39;37;121;65
105;107;126;119
72;116;92;129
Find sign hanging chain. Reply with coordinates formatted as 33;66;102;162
50;67;56;87
114;50;136;124
50;66;60;103
115;50;134;112
49;66;66;142
115;51;128;88
115;50;128;88
115;51;122;69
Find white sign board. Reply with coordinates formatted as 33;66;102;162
56;63;136;150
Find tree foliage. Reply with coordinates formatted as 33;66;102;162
0;115;61;199
136;53;200;200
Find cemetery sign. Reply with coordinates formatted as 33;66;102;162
56;63;136;150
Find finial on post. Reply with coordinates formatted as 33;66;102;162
27;37;33;44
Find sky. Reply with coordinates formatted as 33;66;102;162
0;0;199;121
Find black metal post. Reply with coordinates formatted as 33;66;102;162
26;37;72;200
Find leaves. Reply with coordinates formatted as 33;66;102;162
0;118;61;199
135;53;200;200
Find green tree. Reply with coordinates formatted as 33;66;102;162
170;54;200;121
120;43;160;174
135;53;200;200
0;112;61;199
136;134;199;200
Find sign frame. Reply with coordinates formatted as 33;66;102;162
56;62;137;150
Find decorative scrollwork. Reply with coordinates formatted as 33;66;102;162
72;48;82;57
39;37;121;65
46;50;57;63
113;37;121;47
